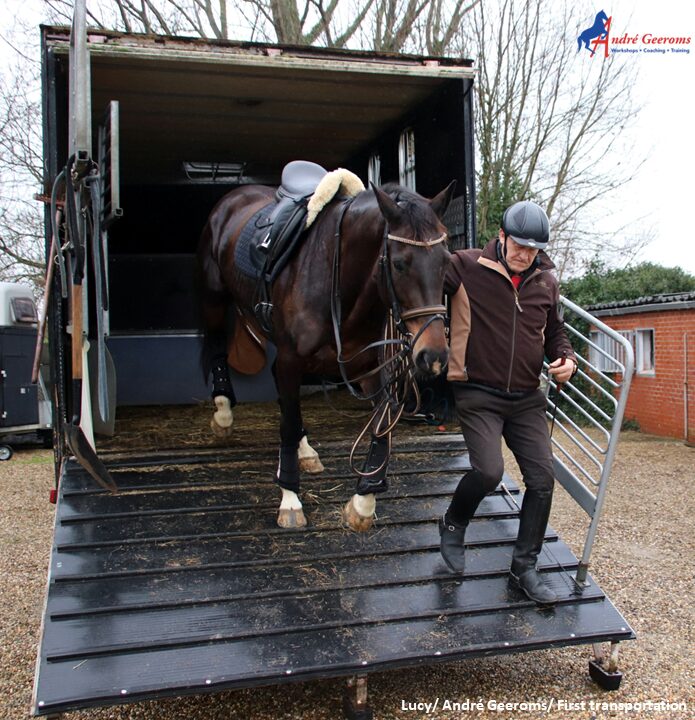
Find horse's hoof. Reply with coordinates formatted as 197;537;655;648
298;456;325;474
277;508;307;529
342;498;374;532
210;418;233;438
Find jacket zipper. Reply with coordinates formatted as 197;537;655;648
506;269;550;391
506;290;521;392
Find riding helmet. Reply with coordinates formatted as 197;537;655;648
502;201;550;249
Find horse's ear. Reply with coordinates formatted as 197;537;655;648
430;180;457;219
371;183;405;226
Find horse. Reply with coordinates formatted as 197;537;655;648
577;10;609;54
197;171;454;532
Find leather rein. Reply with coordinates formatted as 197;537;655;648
329;199;448;476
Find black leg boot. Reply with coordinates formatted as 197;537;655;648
509;488;558;606
439;512;469;573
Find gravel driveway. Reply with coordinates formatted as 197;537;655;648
1;431;693;720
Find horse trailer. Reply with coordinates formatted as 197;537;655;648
33;4;634;717
0;282;52;459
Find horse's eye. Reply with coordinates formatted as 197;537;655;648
392;255;412;274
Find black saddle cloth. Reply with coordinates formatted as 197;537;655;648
235;202;275;280
234;196;312;282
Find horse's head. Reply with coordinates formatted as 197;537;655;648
373;182;456;377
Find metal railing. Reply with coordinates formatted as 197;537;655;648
543;296;634;585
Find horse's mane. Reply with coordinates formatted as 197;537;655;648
379;182;440;238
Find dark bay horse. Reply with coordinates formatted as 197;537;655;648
198;177;454;531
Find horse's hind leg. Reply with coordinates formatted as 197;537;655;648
298;432;324;473
274;355;307;528
202;291;236;438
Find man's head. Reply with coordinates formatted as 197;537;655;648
499;200;549;273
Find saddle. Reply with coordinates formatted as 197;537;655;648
234;160;365;337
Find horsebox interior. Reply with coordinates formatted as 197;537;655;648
43;27;475;410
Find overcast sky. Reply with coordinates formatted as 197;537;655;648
1;0;694;275
602;0;695;273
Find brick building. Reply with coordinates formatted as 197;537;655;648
587;292;695;443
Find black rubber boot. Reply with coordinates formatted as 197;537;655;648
509;488;558;605
439;512;469;573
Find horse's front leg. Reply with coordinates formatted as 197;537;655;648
343;380;391;533
343;433;390;532
274;355;308;529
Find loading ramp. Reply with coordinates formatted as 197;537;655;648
33;433;633;716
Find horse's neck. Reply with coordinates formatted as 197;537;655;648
338;218;387;327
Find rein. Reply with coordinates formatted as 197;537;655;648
330;198;447;477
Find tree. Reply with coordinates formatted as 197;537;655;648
0;32;45;288
41;0;376;45
453;1;643;275
562;259;695;308
0;0;647;289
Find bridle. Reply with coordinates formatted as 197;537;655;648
330;198;448;476
382;230;448;333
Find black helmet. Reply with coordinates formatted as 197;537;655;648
502;201;549;249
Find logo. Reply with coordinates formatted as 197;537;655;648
577;10;692;57
577;10;611;58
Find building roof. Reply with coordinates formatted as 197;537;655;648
588;291;695;317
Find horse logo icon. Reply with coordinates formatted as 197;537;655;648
577;10;612;57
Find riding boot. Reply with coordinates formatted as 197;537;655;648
439;511;468;573
440;470;494;574
509;488;558;606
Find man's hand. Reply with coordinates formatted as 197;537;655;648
548;356;576;385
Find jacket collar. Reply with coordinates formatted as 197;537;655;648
480;238;555;273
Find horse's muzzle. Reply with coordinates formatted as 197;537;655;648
415;348;449;377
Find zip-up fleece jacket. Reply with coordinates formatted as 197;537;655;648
445;239;575;395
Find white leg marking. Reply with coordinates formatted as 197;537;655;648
342;492;376;532
276;458;306;529
280;487;303;511
210;395;233;437
297;435;324;473
352;493;376;518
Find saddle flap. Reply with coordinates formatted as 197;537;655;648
227;311;267;375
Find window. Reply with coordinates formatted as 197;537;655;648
10;297;37;325
368;153;381;186
589;327;655;375
588;330;631;373
398;128;416;190
635;328;655;374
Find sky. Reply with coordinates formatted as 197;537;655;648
599;0;695;273
1;0;694;275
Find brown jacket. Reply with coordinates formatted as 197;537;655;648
445;239;574;394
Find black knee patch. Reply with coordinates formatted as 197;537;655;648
211;357;236;406
276;444;300;493
356;436;390;495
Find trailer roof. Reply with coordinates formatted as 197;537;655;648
43;27;474;183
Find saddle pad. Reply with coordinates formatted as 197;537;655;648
234;202;276;280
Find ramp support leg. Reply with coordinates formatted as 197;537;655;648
343;674;373;720
589;641;623;690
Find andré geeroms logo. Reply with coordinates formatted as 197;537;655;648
577;10;692;57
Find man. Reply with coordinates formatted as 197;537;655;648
441;200;577;605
